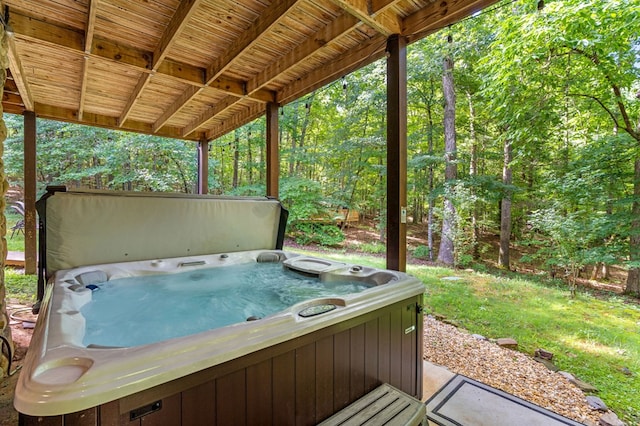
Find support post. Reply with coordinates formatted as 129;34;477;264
266;102;280;198
24;111;37;275
386;35;407;272
197;138;209;194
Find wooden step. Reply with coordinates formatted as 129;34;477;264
318;383;425;426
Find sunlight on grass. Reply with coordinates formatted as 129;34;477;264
562;336;628;358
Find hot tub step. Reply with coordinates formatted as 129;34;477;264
317;383;425;426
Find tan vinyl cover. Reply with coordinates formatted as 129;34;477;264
43;191;284;274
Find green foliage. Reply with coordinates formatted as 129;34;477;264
357;242;386;254
412;245;431;259
277;177;345;246
290;222;344;247
4;116;197;193
278;177;330;223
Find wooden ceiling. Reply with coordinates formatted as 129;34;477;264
1;0;497;142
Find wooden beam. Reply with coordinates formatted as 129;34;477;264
6;12;271;100
152;77;273;134
277;33;387;105
206;103;265;141
118;72;153;126
2;91;24;105
23;111;37;275
152;85;201;133
153;0;202;68
327;0;400;36
246;13;359;95
119;0;203;127
205;0;301;85
403;0;500;42
6;35;34;111
182;95;238;138
78;0;97;120
246;0;401;96
33;102;200;141
265;102;279;198
2;102;25;115
160;0;296;134
84;0;97;54
386;34;407;272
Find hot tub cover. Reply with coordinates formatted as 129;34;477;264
35;187;288;300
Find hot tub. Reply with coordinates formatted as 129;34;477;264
16;188;424;425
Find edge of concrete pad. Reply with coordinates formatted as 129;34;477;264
422;360;456;402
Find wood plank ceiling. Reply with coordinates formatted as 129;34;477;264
1;0;498;142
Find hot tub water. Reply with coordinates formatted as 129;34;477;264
80;261;371;347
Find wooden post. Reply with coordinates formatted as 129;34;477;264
197;138;209;194
386;35;407;272
23;111;37;275
266;102;279;198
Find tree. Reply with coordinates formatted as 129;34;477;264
498;137;513;268
438;53;457;266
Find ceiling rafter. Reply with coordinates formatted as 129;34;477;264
278;33;388;105
205;0;302;85
328;0;401;36
182;94;237;138
160;0;301;137
245;0;404;99
403;0;498;41
33;102;204;141
118;0;203;127
245;12;359;96
279;0;500;108
206;103;266;141
5;10;274;110
78;0;97;121
6;34;33;111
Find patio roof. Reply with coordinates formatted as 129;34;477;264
1;0;497;142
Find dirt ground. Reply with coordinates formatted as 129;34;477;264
1;302;35;426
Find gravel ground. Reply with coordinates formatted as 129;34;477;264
423;315;603;425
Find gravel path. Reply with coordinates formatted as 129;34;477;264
423;315;603;425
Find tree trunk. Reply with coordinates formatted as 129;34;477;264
232;129;240;189
438;55;457;266
427;78;435;261
498;138;513;269
247;132;253;184
468;91;479;260
625;157;640;296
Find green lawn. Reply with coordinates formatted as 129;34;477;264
5;210;26;252
288;248;640;424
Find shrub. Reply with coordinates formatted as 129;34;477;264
413;245;432;260
291;222;344;247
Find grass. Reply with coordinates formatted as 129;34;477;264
5;210;26;252
289;247;640;424
4;268;37;304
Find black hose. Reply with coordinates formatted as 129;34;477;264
0;333;14;376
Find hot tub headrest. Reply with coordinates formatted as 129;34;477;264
36;188;288;276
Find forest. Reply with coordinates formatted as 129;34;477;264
3;0;639;296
